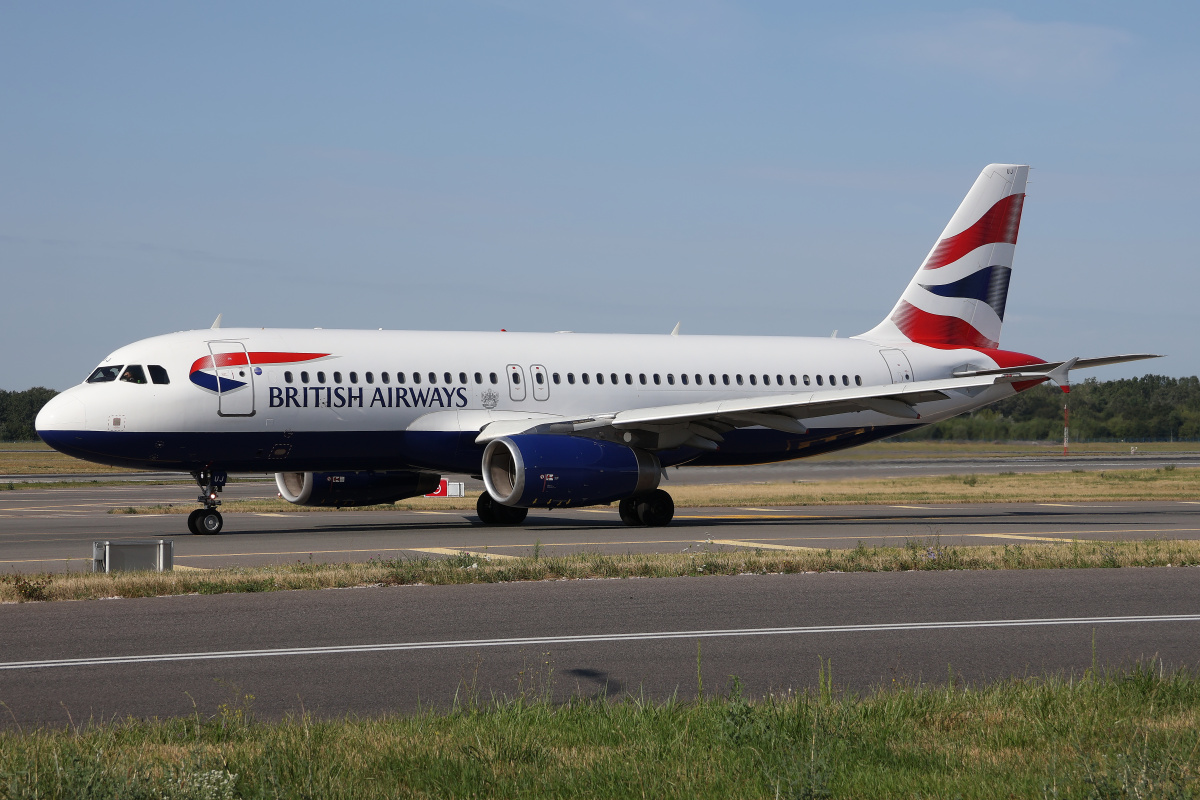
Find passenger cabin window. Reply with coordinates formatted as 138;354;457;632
317;371;326;383
568;373;576;384
596;373;604;385
553;373;561;384
625;373;633;385
301;371;310;384
680;374;688;385
829;375;836;386
842;375;849;386
653;374;661;385
428;372;437;384
87;365;123;383
474;372;482;384
582;373;590;385
790;375;797;386
148;365;170;385
855;375;862;386
816;375;824;386
120;365;147;384
803;375;810;386
749;375;757;386
365;372;374;384
459;372;467;384
381;372;390;384
667;374;675;385
736;375;744;385
396;372;406;384
708;374;716;385
284;371;293;384
696;374;703;385
334;372;343;384
776;374;783;385
490;372;498;384
610;373;618;385
444;372;452;384
412;372;420;384
639;374;647;385
723;374;730;385
349;372;358;384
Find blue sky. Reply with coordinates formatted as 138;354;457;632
2;1;1196;390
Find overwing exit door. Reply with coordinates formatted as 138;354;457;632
207;341;255;416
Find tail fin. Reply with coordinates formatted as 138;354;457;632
857;164;1029;349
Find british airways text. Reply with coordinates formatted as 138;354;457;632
269;386;469;409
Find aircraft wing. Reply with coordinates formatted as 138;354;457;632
476;373;1028;450
473;354;1163;450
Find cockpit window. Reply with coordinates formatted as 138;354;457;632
148;365;170;385
120;365;148;384
87;365;123;383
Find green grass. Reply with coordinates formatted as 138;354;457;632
1;663;1196;798
6;538;1200;602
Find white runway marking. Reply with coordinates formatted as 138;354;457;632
3;614;1198;671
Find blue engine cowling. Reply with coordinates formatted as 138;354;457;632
481;434;660;508
275;470;441;507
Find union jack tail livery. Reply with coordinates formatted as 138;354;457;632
859;163;1028;350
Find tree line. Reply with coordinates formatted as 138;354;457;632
3;375;1199;442
897;375;1200;442
0;388;59;442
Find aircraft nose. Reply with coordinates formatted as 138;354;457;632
35;393;86;435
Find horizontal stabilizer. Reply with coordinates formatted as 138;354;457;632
952;353;1162;378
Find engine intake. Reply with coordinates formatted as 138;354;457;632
275;470;441;507
482;434;660;508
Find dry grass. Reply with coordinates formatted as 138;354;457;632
104;466;1200;514
4;538;1200;603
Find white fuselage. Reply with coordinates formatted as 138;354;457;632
35;327;1034;475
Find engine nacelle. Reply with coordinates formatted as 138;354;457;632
482;434;660;508
275;470;442;507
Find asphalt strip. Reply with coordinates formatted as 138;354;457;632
4;614;1200;671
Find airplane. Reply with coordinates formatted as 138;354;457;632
35;164;1158;535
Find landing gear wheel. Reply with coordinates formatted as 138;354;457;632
500;505;529;525
187;509;205;535
476;493;528;525
196;510;223;535
619;497;640;526
476;493;500;524
636;489;674;527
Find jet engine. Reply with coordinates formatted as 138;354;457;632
275;470;442;507
481;434;660;508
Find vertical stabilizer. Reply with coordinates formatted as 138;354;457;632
857;164;1028;349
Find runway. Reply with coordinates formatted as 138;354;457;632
2;567;1198;725
3;478;1200;571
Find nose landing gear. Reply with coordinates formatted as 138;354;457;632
189;469;227;535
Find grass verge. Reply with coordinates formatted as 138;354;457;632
5;538;1200;603
1;663;1196;798
102;466;1200;514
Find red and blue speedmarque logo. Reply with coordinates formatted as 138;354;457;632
189;352;330;394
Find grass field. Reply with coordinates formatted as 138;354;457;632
1;662;1196;798
5;538;1200;603
3;438;1199;476
98;466;1200;515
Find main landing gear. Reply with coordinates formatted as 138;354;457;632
188;469;227;535
476;493;529;525
619;489;675;527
